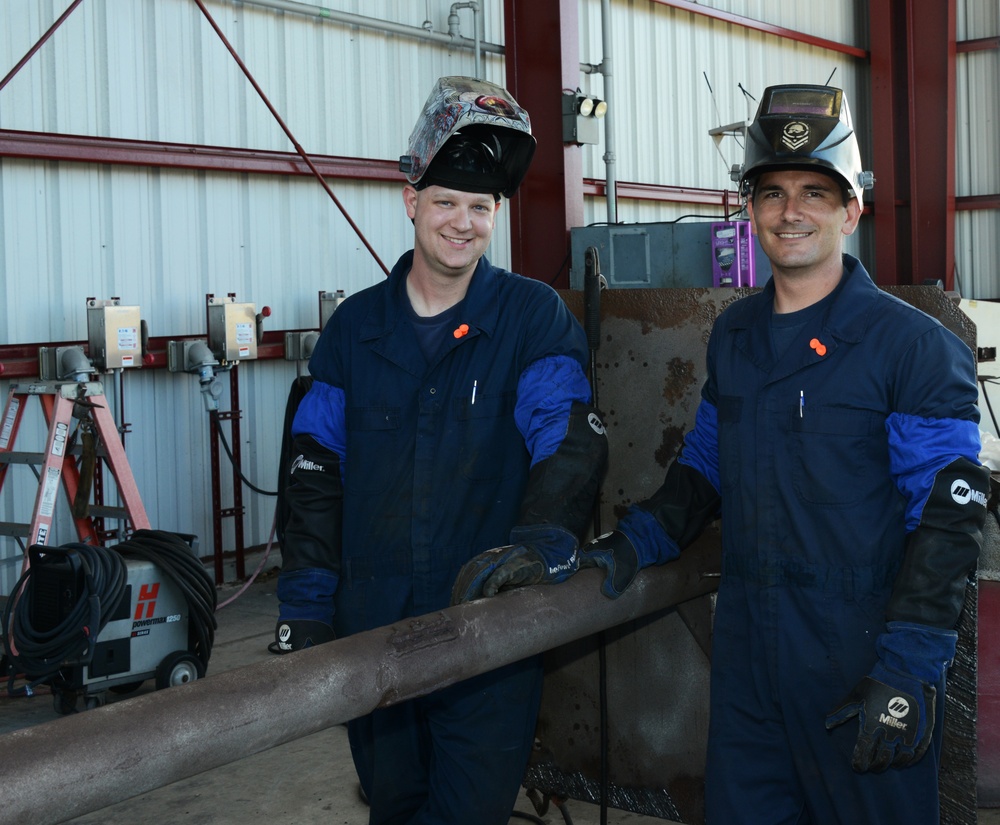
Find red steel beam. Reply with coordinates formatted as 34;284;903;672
908;0;957;289
504;0;584;288
957;36;1000;54
0;129;401;181
0;331;296;381
870;0;965;289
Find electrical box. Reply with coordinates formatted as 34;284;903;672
320;289;347;331
87;298;142;370
569;223;771;290
710;220;756;287
207;295;257;362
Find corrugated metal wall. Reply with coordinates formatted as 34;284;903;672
1;0;997;592
956;0;1000;299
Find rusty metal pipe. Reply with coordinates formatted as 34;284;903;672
0;544;718;825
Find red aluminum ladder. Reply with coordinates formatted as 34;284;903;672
0;381;150;573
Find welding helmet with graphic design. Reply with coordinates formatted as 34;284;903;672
734;84;874;202
399;76;536;199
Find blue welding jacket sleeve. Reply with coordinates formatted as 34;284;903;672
277;567;339;623
290;380;347;461
278;381;347;625
888;414;983;531
515;355;594;467
676;400;721;494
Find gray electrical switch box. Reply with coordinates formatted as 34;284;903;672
86;298;142;370
207;295;257;362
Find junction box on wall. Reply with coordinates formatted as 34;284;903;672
87;298;143;370
207;294;258;363
38;298;144;382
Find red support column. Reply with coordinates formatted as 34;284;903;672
908;0;957;288
869;0;957;287
503;0;584;287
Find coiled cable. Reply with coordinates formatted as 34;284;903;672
2;531;218;696
2;542;128;696
115;530;218;670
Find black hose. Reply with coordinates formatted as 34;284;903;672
2;543;127;696
211;410;278;497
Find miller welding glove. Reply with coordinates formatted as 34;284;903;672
271;619;335;654
270;567;338;654
578;530;640;599
450;524;579;604
825;621;957;772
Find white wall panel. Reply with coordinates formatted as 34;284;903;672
955;0;1000;300
577;1;869;193
698;0;864;47
956;210;1000;300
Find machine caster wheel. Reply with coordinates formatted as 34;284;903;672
84;693;106;710
155;651;205;690
53;689;78;715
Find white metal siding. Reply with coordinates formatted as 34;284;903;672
956;0;1000;299
577;0;869;213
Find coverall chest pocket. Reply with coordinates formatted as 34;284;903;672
344;405;401;494
455;392;520;481
789;407;885;506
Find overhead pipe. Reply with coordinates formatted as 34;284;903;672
600;0;617;225
236;0;503;57
449;2;482;79
0;543;720;825
581;0;618;224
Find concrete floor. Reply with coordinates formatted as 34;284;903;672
2;562;999;825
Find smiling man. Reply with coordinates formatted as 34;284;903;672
575;84;990;824
273;76;607;824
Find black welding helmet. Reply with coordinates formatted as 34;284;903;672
735;84;874;202
399;76;536;199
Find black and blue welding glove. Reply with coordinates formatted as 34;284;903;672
450;525;579;604
578;530;640;599
270;567;337;654
825;621;957;772
579;506;683;599
271;619;335;654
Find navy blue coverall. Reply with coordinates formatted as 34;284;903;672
280;251;598;824
619;255;985;824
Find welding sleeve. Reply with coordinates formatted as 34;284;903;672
884;327;988;628
451;356;608;603
886;452;989;627
613;399;723;566
276;432;342;631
